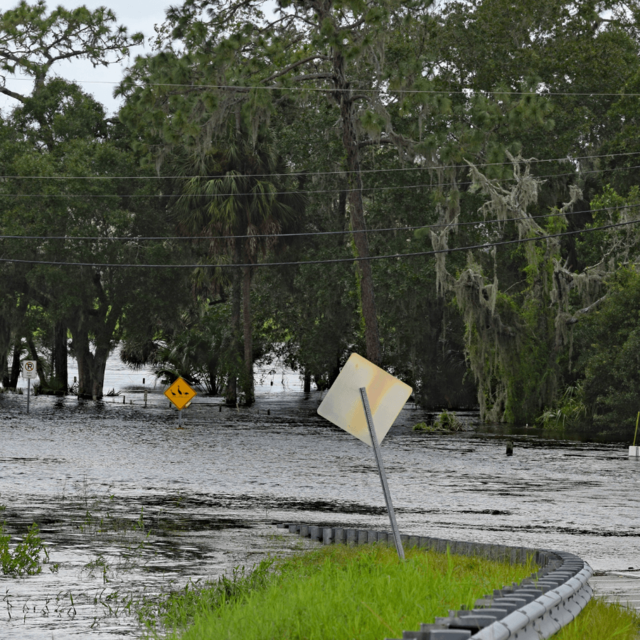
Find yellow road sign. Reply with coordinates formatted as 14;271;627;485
164;377;197;410
317;353;412;447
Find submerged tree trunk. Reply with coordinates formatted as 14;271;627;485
51;320;68;395
303;370;311;393
73;332;109;400
242;263;254;406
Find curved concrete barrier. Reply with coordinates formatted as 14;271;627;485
277;523;593;640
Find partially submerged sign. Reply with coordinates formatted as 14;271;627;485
317;353;412;446
164;377;197;411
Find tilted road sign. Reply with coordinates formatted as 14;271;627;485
317;353;412;446
317;353;412;560
164;377;197;411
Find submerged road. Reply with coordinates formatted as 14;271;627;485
1;363;639;637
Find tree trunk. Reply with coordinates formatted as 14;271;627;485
332;50;381;365
52;320;68;395
304;370;311;393
70;320;111;400
242;259;254;406
74;336;109;400
0;318;11;388
9;339;22;389
226;240;243;405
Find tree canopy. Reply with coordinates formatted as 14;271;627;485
2;0;640;436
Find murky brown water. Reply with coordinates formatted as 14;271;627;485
1;356;639;638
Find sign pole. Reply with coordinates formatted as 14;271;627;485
360;387;405;560
27;378;31;414
178;409;183;428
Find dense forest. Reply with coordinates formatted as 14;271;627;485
2;0;640;435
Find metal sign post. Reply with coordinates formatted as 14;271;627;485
317;353;412;561
360;387;405;560
22;361;37;414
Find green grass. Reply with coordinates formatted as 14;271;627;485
554;597;640;640
146;543;535;640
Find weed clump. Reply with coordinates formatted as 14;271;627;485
413;410;464;433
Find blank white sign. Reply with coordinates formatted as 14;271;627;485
317;353;412;447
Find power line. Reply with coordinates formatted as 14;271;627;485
1;201;637;242
2;150;638;181
7;76;640;98
1;218;638;269
0;164;636;199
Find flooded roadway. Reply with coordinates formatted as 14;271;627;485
1;359;639;638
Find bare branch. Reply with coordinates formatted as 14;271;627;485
261;55;330;84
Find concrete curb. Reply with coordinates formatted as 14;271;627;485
277;523;593;640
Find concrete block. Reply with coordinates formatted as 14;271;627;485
368;530;378;544
299;525;310;538
357;530;368;545
334;528;345;544
408;535;420;549
322;528;334;545
419;536;432;550
309;526;322;541
346;529;357;545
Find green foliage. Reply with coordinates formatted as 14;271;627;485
414;410;464;432
574;268;640;432
537;383;587;433
0;522;47;577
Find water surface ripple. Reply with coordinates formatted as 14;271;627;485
1;376;638;638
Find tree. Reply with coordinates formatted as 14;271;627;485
0;80;183;398
0;0;143;394
0;0;142;103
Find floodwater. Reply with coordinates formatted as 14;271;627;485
1;354;640;638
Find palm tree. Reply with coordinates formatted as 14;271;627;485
176;123;299;405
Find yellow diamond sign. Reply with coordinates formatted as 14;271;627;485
164;377;197;410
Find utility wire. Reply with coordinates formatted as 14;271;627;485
2;150;638;181
0;164;636;199
1;218;638;269
7;76;640;98
1;201;637;242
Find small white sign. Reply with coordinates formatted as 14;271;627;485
317;353;412;447
22;361;37;380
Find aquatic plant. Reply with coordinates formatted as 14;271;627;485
0;523;47;576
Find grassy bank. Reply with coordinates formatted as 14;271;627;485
142;543;534;639
555;598;640;640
